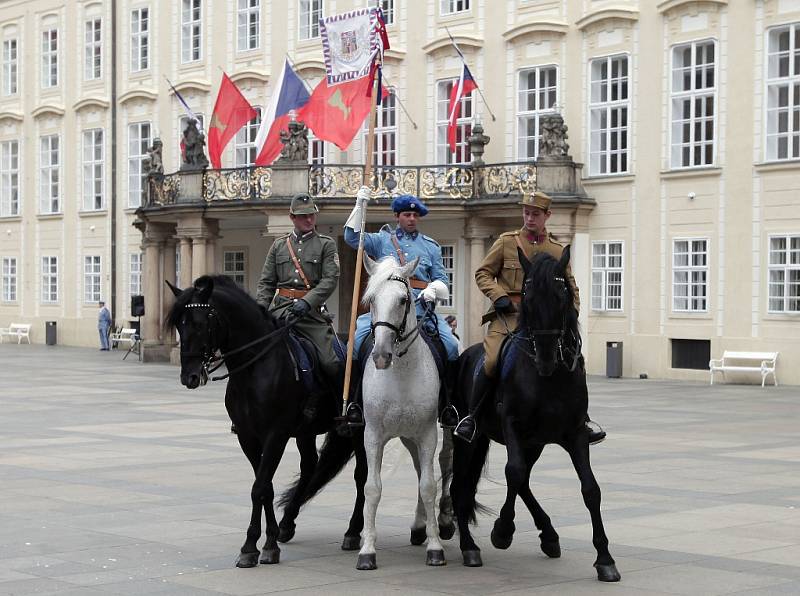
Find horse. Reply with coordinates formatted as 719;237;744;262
165;275;368;567
450;247;621;582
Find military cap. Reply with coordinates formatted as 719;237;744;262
518;190;552;211
391;194;429;216
289;193;319;215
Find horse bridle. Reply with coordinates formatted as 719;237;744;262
369;274;427;358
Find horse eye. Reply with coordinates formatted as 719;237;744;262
399;296;407;305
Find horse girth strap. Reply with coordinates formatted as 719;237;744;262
285;236;312;291
389;234;428;289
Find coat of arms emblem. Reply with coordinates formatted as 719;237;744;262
340;30;358;58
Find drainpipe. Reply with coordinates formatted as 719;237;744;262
110;0;118;324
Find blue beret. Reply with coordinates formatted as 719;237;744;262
391;194;429;216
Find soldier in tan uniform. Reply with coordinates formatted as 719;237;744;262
453;191;605;443
256;193;341;419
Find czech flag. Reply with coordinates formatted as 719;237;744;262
254;59;311;166
447;64;478;153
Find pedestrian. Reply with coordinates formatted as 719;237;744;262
98;301;111;351
445;315;463;353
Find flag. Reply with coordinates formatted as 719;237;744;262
447;64;478;153
321;8;380;85
298;65;387;151
254;59;311;166
207;73;257;169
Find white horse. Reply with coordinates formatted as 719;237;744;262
356;254;449;570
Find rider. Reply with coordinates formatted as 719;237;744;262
256;193;341;421
453;190;606;444
342;185;460;428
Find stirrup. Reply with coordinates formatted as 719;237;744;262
587;420;606;445
453;416;476;443
344;403;365;428
439;405;459;430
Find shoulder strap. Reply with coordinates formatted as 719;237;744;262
390;234;406;265
513;234;526;253
285;237;312;290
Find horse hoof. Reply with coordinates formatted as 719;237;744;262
426;549;446;566
462;550;483;567
540;540;561;558
410;527;427;545
259;547;280;565
341;535;361;551
439;522;455;541
490;520;514;550
595;563;621;582
277;524;296;543
235;551;259;568
356;553;377;570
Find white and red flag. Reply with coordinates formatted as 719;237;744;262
320;8;382;85
447;63;478;153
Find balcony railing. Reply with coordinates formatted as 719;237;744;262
145;161;537;207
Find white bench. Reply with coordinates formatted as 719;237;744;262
0;323;31;344
709;351;778;387
110;328;140;360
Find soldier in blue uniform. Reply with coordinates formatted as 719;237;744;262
342;185;460;428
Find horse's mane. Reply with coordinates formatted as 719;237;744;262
361;257;405;305
165;274;268;332
519;252;579;335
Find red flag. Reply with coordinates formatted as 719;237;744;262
207;73;257;169
447;64;478;152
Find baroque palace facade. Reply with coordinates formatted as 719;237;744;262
0;0;799;382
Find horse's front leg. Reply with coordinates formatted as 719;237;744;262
278;435;318;544
417;429;446;566
404;436;428;546
437;430;455;540
356;429;387;570
342;437;367;551
518;445;561;559
493;416;526;550
566;434;620;582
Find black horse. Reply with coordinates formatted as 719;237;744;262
165;275;368;567
450;247;620;582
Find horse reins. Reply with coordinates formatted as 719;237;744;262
369;274;435;358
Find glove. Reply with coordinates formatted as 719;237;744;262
420;286;437;303
493;296;514;314
420;280;448;304
356;185;372;206
345;186;372;232
288;299;311;320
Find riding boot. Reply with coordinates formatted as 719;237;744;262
438;360;459;429
585;415;606;445
453;369;493;443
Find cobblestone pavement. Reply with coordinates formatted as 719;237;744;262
0;344;798;595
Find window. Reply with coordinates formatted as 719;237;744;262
2;38;17;95
2;257;16;302
181;0;202;63
41;28;58;88
40;135;60;214
673;239;708;312
766;24;800;161
234;107;262;166
436;79;473;164
369;0;394;25
299;0;322;41
363;93;397;166
671;40;716;168
0;140;19;216
131;8;149;72
517;66;558;159
591;242;623;311
309;134;326;164
130;252;142;297
84;18;102;80
440;244;455;308
589;55;629;174
238;0;260;51
83;129;103;210
128;122;151;208
41;256;58;303
84;255;101;303
768;235;800;313
441;0;469;15
224;250;246;286
671;339;710;370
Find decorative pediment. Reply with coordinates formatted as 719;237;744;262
119;88;158;104
170;79;211;94
503;20;569;43
422;33;483;55
383;48;407;64
576;7;640;30
73;97;110;112
292;58;326;79
229;70;269;85
657;0;728;14
31;104;65;118
0;111;23;123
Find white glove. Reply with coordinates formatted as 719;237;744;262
420;286;437;303
421;279;449;304
345;186;372;232
356;185;372;206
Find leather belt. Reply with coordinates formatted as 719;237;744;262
278;288;309;299
409;277;427;290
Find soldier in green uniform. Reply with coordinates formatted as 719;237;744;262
453;190;605;443
256;193;341;419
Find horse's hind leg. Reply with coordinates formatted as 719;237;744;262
566;438;620;582
356;431;387;570
278;435;318;544
415;430;446;566
437;431;455;540
518;445;560;558
342;438;367;551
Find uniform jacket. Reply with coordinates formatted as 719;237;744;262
256;229;339;313
475;227;580;324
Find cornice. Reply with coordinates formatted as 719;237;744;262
229;69;269;85
292;58;325;76
657;0;728;14
576;7;640;31
31;104;65;118
422;33;483;55
170;79;211;94
0;110;23;123
73;97;109;112
118;88;158;104
383;48;407;63
502;20;569;43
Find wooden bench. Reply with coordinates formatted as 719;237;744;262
709;351;778;387
0;323;31;344
110;328;141;360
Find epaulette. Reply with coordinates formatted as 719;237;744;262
317;233;335;241
421;234;440;247
499;230;520;238
548;233;564;246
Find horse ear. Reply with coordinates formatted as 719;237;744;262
517;247;532;277
399;256;420;279
165;279;182;297
363;254;377;275
560;244;572;270
194;276;213;303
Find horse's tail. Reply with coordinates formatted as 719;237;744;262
452;432;493;525
277;430;355;509
469;434;493;522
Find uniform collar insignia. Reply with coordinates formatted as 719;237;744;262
292;229;316;240
396;228;418;240
522;228;546;244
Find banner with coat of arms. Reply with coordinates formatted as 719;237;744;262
320;8;380;85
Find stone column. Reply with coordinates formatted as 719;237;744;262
191;237;207;281
464;220;494;346
162;238;178;346
141;238;162;345
179;237;193;288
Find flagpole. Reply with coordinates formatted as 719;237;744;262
341;63;381;418
444;26;497;122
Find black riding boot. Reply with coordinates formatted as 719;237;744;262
340;363;364;429
453;369;493;443
586;416;606;445
439;360;459;429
